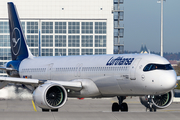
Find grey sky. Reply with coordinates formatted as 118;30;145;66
122;0;180;53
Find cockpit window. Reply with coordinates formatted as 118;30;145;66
143;64;173;72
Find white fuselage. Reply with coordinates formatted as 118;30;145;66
18;54;177;97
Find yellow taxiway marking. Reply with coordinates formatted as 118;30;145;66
32;100;37;112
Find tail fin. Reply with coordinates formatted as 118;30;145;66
8;2;33;61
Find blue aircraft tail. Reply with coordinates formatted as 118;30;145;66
8;2;33;61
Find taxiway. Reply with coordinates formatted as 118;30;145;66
0;97;180;120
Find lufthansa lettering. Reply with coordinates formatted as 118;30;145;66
106;57;134;66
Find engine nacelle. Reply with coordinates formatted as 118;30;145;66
140;90;174;109
33;83;67;109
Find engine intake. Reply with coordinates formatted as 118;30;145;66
140;90;174;109
152;90;173;109
46;86;65;107
33;83;67;109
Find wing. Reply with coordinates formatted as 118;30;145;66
0;77;82;91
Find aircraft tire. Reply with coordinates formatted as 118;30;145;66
150;105;156;112
42;109;49;112
51;109;58;112
112;102;119;112
152;105;157;112
121;102;128;112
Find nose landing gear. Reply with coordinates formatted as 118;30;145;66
146;95;157;112
112;96;128;112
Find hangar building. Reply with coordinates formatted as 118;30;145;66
0;0;124;76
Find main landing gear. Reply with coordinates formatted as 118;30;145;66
112;96;128;112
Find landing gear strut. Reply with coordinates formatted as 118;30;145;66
146;95;157;112
112;96;128;112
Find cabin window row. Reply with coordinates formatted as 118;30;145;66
55;66;129;72
21;68;46;72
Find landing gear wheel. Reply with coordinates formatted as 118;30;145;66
112;102;119;112
51;109;58;112
42;109;49;112
149;108;156;112
153;106;157;112
149;103;157;112
150;105;156;112
117;96;128;112
149;107;153;112
121;102;128;112
111;96;129;112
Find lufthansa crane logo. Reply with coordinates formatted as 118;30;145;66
11;28;21;55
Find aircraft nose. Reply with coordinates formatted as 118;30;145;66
159;71;177;91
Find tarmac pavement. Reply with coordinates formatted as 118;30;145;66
0;97;180;120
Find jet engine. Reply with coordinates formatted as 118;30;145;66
33;83;67;110
140;90;174;109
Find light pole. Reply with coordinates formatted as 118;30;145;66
158;0;166;57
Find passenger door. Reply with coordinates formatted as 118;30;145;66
74;63;83;77
130;58;141;80
47;63;54;80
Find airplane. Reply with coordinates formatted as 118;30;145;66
0;2;178;112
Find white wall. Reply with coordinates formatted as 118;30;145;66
0;0;113;54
